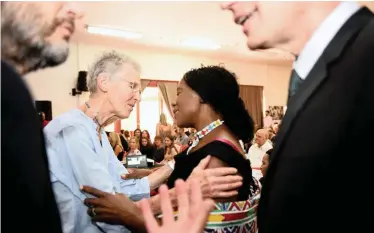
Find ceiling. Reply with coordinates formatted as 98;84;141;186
78;1;374;62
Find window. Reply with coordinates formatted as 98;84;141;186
139;87;160;140
162;100;174;124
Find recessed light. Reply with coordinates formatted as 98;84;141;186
86;25;143;39
180;38;221;50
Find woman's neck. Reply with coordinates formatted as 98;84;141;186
194;116;221;132
83;95;117;128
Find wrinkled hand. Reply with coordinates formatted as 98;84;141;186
81;186;145;232
140;179;215;233
121;168;153;180
188;155;243;199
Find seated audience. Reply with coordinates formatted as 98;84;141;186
156;113;173;141
128;136;142;156
175;127;189;146
141;130;152;143
246;128;273;180
263;110;273;128
120;129;129;152
108;132;125;162
140;136;154;159
163;135;179;162
134;128;142;139
259;149;273;186
152;135;165;162
124;130;131;141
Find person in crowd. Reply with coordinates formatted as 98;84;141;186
140;136;154;159
152;135;165;162
156;113;173;141
246;129;273;180
259;149;273;186
45;51;243;233
163;134;179;162
109;132;124;153
222;2;373;233
141;130;152;143
40;112;50;128
44;51;151;233
165;66;260;232
133;128;142;139
120;129;130;152
127;136;142;156
124;130;131;141
263;110;273;128
175;127;190;146
108;132;126;162
1;2;83;232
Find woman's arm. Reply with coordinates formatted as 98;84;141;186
205;156;238;202
156;123;160;136
82;156;243;229
114;144;123;156
147;164;173;190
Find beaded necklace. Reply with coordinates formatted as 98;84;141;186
186;119;224;155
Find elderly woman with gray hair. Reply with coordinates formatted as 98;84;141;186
44;51;242;233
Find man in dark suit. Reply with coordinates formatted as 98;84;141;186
223;2;373;233
1;2;82;232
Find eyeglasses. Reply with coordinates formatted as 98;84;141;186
122;79;141;94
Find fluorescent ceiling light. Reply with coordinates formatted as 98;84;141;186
180;38;221;50
86;25;143;39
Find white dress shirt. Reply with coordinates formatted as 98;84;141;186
294;1;361;79
246;140;273;168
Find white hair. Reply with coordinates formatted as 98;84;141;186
87;51;141;93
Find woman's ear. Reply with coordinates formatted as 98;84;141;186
97;74;109;93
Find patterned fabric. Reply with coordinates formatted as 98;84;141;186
204;192;261;233
162;178;261;233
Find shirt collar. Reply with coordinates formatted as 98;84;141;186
294;1;361;79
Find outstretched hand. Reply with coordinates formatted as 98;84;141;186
121;168;153;180
81;186;145;232
188;155;243;199
140;179;215;233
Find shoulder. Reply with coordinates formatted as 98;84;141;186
203;140;247;166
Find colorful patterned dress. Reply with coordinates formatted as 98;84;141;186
205;187;260;233
166;139;261;233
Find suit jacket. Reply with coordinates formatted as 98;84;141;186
1;61;63;233
258;8;374;233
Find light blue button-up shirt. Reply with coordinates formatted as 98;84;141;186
44;109;150;233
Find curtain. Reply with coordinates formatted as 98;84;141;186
157;81;178;120
239;85;264;129
141;80;151;92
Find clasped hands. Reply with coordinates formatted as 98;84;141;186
81;155;243;232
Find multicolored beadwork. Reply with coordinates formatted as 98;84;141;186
187;119;224;154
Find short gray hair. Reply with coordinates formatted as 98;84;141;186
87;51;141;93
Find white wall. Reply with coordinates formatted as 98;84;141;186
25;40;292;118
